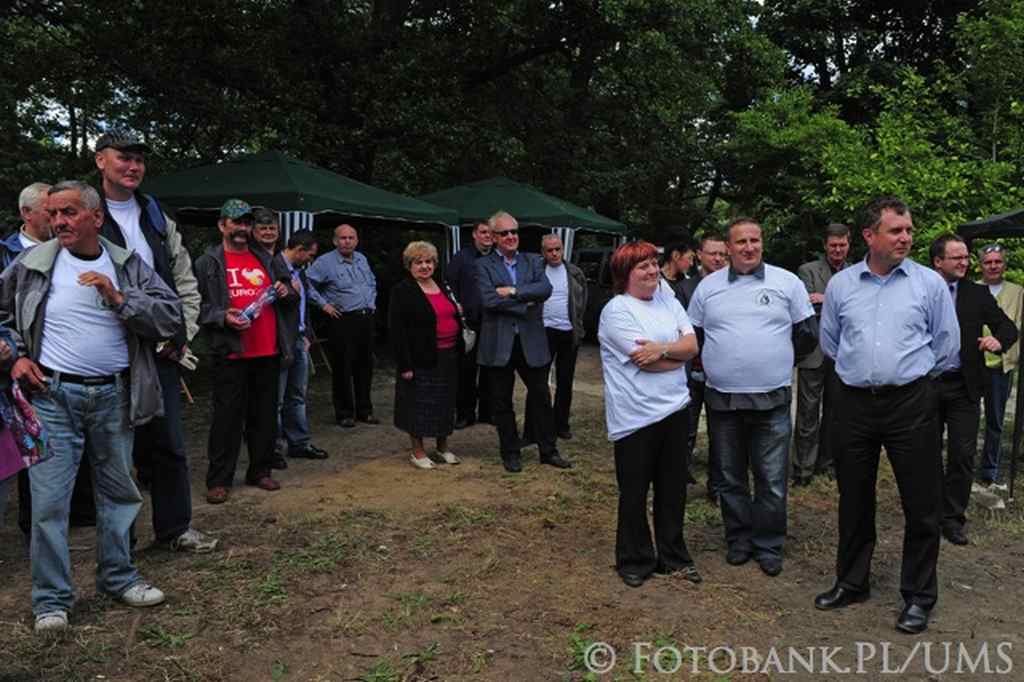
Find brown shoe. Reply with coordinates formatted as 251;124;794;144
206;486;229;504
250;476;281;492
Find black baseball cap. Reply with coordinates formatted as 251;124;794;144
94;130;152;154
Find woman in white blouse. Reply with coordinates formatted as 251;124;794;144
598;241;701;588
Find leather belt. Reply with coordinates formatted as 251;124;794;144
41;366;128;386
846;376;924;396
344;308;373;316
937;370;963;381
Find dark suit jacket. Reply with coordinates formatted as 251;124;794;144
445;244;488;329
955;279;1018;402
476;251;552;368
388;277;464;373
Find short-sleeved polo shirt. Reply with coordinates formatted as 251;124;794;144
688;263;814;393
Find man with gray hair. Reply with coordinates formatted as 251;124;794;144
523;233;588;441
476;211;571;472
1;182;53;269
0;180;184;632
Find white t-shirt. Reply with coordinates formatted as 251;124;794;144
989;283;1004;298
687;263;814;393
542;263;572;331
105;196;154;267
19;231;40;250
39;248;130;376
598;285;694;441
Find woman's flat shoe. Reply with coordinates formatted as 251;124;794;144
410;454;435;469
436;451;460;464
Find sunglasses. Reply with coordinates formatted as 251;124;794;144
494;229;519;237
981;244;1004;254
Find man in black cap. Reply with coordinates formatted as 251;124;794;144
94;130;216;552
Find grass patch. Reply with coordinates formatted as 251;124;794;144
139;624;195;649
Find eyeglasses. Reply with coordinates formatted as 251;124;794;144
981;244;1004;254
943;255;969;262
494;229;518;237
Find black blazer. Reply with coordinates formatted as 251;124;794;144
956;279;1018;402
388;277;464;373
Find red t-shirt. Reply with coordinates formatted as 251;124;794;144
225;250;277;359
427;290;459;350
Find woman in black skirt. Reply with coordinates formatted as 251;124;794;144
389;241;464;469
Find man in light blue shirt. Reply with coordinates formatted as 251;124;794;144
688;218;817;578
307;224;378;427
814;196;960;636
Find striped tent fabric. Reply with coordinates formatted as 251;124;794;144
280;210;314;241
552;227;575;261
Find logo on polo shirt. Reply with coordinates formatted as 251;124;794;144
755;289;772;306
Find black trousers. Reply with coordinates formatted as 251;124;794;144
133;359;192;542
488;336;557;459
206;355;280;489
834;378;943;608
614;409;693;577
327;312;374;420
456;329;491;423
523;327;578;437
935;374;980;532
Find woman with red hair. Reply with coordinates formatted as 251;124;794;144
598;241;701;588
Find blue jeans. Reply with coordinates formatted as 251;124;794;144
980;367;1013;483
30;375;142;615
278;339;311;452
709;403;791;559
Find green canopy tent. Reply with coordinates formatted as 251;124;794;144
417;176;626;258
142;150;459;238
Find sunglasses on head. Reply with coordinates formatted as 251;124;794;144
981;244;1004;255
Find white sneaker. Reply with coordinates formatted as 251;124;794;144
410;454;435;469
170;528;219;553
436;451;460;465
989;482;1009;494
120;582;165;607
34;611;68;633
971;482;988;495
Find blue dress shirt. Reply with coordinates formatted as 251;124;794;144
306;250;377;312
820;256;960;387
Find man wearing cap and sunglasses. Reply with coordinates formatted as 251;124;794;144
976;243;1024;492
194;199;296;504
93;131;216;553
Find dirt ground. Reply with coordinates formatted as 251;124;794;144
1;345;1024;681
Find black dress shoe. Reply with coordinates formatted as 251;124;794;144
942;526;969;546
337;417;356;428
540;452;573;469
270;455;288;470
502;454;522;473
289;446;328;460
726;545;752;565
557;429;573;440
358;414;380;425
814;585;870;610
896;603;930;634
758;556;783;577
621;572;646;588
308;444;329;457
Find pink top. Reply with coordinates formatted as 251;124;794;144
427;290;459;350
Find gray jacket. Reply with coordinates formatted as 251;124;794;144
560;262;589;347
476;251;553;368
797;256;843;369
0;237;183;426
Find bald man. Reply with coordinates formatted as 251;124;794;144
307;224;379;427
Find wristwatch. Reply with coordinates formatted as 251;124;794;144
660;346;669;360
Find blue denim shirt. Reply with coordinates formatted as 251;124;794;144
820;256;961;387
306;250;377;312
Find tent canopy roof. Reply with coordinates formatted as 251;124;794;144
957;208;1024;243
418;177;626;234
141;151;458;225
